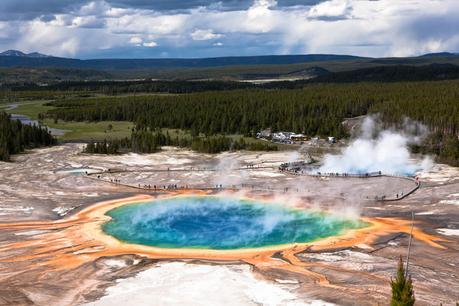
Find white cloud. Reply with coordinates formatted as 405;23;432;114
248;0;277;19
106;7;131;18
108;12;188;35
191;29;223;40
0;21;12;39
16;20;83;55
308;0;352;19
0;0;458;58
129;36;142;45
142;41;158;47
244;0;278;32
129;36;158;48
6;18;125;57
79;1;111;16
71;16;106;28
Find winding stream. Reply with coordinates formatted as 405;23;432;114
6;104;67;136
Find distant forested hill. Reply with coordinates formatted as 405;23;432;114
309;64;459;83
3;63;459;94
0;67;113;84
0;53;364;70
2;58;459;85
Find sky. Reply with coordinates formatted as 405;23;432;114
0;0;458;59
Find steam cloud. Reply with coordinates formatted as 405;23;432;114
211;153;249;187
318;116;432;176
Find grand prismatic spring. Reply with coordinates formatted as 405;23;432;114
102;196;367;250
0;191;445;268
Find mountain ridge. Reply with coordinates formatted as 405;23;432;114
0;51;367;69
0;50;49;58
1;50;459;80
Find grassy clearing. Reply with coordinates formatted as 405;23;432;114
226;134;296;151
2;101;133;142
1;101;292;148
160;128;192;140
165;130;297;151
3;101;54;120
43;120;134;142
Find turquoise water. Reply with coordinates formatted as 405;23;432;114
103;196;366;250
55;168;100;175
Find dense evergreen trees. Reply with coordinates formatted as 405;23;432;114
43;80;459;162
130;130;167;153
83;140;122;154
3;80;254;95
189;136;277;153
310;64;459;83
411;132;459;166
83;130;278;155
0;112;56;161
45;80;458;138
439;136;459;166
5;79;458;161
45;86;367;137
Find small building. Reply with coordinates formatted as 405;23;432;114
290;133;308;142
257;128;272;139
272;132;293;142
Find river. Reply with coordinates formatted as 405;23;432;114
6;104;67;136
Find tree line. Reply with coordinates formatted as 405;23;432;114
2;79;255;94
412;132;459;166
84;129;277;155
35;80;459;164
0;112;56;161
45;80;458;137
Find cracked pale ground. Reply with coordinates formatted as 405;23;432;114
0;144;458;306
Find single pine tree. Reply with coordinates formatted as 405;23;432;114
390;256;415;306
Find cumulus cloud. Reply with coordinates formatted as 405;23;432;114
71;16;106;28
128;36;157;47
78;1;111;15
308;0;352;20
0;0;457;58
191;29;223;40
142;41;158;47
129;36;142;45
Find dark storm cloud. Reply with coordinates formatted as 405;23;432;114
108;0;324;11
99;0;325;11
109;0;249;11
2;0;457;59
309;15;350;21
404;14;459;40
0;0;326;20
0;0;87;20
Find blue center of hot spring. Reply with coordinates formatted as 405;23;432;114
103;196;366;250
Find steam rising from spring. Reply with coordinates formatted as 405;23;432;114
103;196;365;249
318;116;432;176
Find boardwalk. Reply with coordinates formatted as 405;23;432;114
82;166;420;202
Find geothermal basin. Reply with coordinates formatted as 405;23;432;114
103;196;367;250
1;144;457;305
